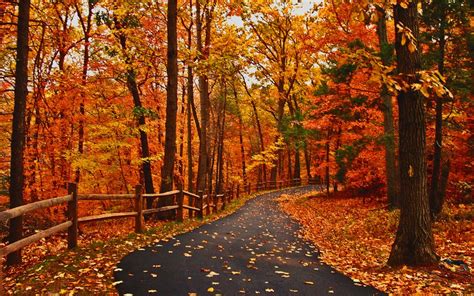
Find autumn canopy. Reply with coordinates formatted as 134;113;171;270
0;0;472;285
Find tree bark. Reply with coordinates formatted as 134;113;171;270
196;0;211;192
157;0;179;219
117;28;155;206
388;2;438;267
186;0;194;193
160;0;178;193
251;100;266;183
7;0;31;266
304;144;311;179
233;84;247;184
429;7;447;220
126;72;155;199
215;81;227;194
376;5;399;209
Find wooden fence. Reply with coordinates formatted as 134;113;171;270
0;177;319;261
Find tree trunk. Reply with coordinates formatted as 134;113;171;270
251;100;266;183
287;148;292;180
376;5;399;209
215;82;227;194
196;0;211;192
304;144;311;179
186;0;194;193
325;139;330;196
7;0;31;266
178;72;186;183
388;2;438;267
233;84;247;185
117;31;155;206
294;148;301;181
74;1;93;184
160;0;178;195
271;97;286;184
127;72;155;198
435;159;450;214
429;9;447;220
187;74;194;192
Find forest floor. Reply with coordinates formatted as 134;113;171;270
1;190;263;295
278;190;474;294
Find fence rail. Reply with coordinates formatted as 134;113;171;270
0;177;318;262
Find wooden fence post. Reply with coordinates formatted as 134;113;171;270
67;183;78;249
134;184;144;233
177;187;184;223
198;191;204;219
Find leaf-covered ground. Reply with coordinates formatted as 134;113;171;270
114;186;380;295
278;191;473;294
1;192;261;295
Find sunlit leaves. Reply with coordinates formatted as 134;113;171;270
396;23;417;53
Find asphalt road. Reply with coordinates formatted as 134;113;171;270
114;186;384;296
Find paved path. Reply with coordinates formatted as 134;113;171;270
114;187;384;295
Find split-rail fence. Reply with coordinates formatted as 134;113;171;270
0;177;319;260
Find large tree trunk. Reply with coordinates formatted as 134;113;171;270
186;0;194;193
429;8;447;220
376;5;399;209
117;31;155;205
160;0;178;196
127;72;155;199
388;2;438;267
7;0;31;266
196;0;211;192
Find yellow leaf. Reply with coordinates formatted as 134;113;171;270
208;287;215;292
401;34;407;46
434;86;445;97
417;2;423;14
408;42;417;53
420;86;430;97
408;165;414;177
370;13;379;24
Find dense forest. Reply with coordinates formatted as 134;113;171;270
0;0;472;293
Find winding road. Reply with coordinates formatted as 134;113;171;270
114;186;384;295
